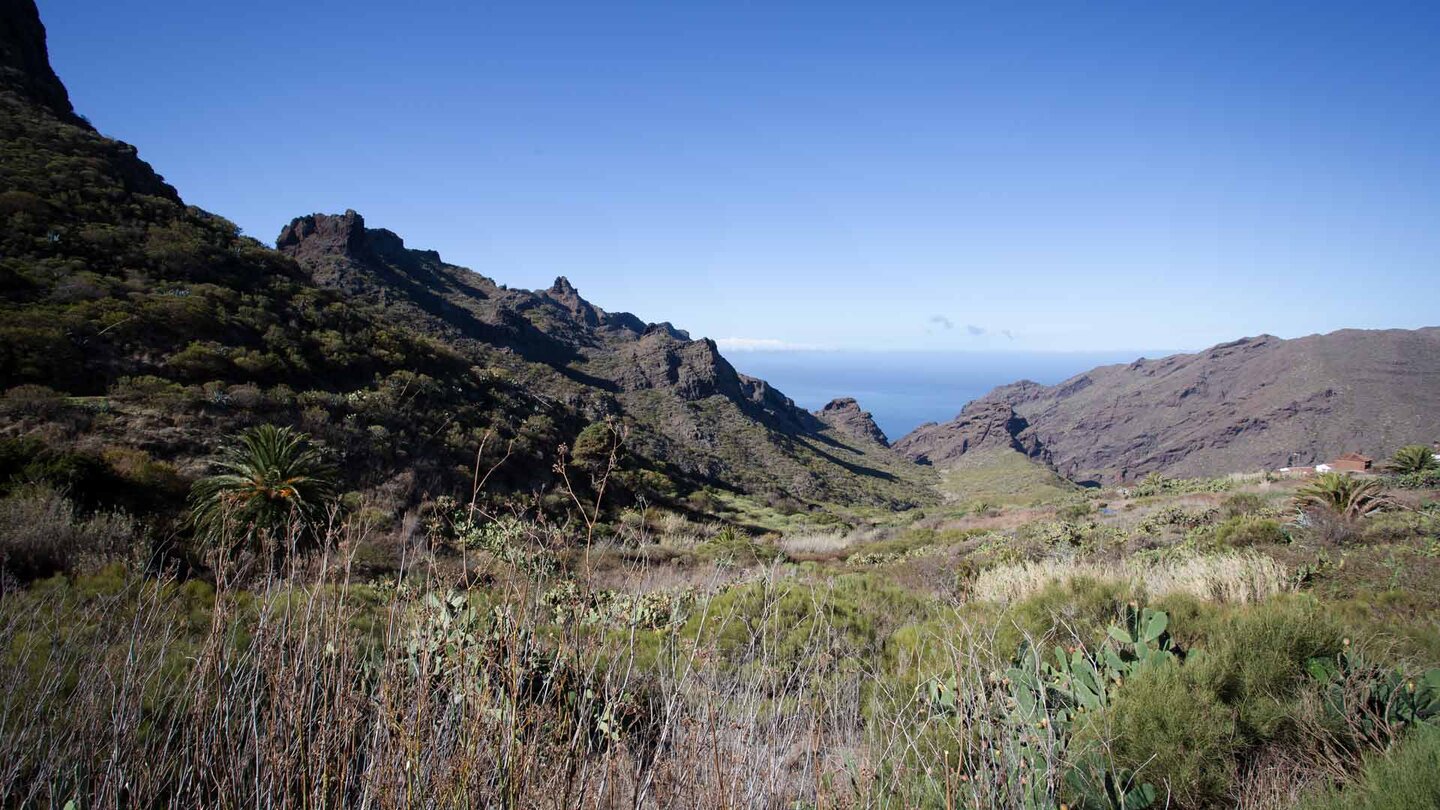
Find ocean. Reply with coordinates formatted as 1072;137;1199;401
727;350;1155;442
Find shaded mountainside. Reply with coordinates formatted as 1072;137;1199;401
273;210;932;506
0;0;933;518
897;329;1440;484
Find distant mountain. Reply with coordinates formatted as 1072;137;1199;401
896;329;1440;483
0;0;931;517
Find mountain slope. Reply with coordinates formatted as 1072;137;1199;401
274;210;933;506
0;0;932;521
896;329;1440;483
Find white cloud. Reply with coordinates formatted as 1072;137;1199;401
965;324;986;336
928;315;955;330
714;337;823;352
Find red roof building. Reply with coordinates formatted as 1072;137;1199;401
1327;452;1373;473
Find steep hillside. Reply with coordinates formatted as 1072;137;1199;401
0;0;931;520
897;329;1440;483
274;211;933;506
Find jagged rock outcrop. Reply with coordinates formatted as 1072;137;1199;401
894;400;1027;466
897;328;1440;483
816;398;889;447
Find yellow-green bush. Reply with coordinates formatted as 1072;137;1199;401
1210;514;1288;548
1070;659;1240;808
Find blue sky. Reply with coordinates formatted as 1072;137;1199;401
42;1;1440;352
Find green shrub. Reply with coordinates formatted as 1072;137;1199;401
1359;511;1437;545
1392;469;1440;489
1211;514;1287;548
1069;659;1240;808
995;576;1138;653
1182;597;1343;739
694;527;783;565
684;574;926;680
1221;492;1267;518
1127;473;1233;498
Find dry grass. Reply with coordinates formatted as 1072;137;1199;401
969;551;1290;605
776;530;851;556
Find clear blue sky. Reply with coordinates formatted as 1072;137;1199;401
41;1;1440;352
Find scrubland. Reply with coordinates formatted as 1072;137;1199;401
3;463;1440;809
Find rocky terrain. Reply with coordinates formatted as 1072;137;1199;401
0;1;930;518
814;398;889;447
897;329;1440;483
273;211;929;505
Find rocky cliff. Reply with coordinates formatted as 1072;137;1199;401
896;329;1440;483
815;398;889;447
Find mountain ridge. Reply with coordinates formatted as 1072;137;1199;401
0;0;933;519
895;327;1440;483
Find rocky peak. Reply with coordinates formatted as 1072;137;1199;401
816;397;889;447
643;322;691;341
543;276;600;327
0;0;80;123
892;399;1029;466
276;210;368;259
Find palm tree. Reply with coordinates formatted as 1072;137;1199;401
1387;444;1439;475
1293;472;1386;521
189;424;336;553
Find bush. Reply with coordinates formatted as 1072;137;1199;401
1070;659;1240;808
1224;605;1341;733
1359;511;1437;545
1211;514;1287;548
0;485;136;580
1221;492;1268;518
683;573;926;682
1392;469;1440;490
694;527;783;565
994;576;1137;653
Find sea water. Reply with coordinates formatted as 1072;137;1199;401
728;350;1157;442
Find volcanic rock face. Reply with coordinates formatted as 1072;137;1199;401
0;0;76;121
816;398;889;447
893;400;1026;466
897;329;1440;483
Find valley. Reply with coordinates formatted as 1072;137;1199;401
4;1;1440;808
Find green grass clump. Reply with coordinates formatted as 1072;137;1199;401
1298;725;1440;810
994;576;1138;653
1211;514;1288;548
693;527;784;565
